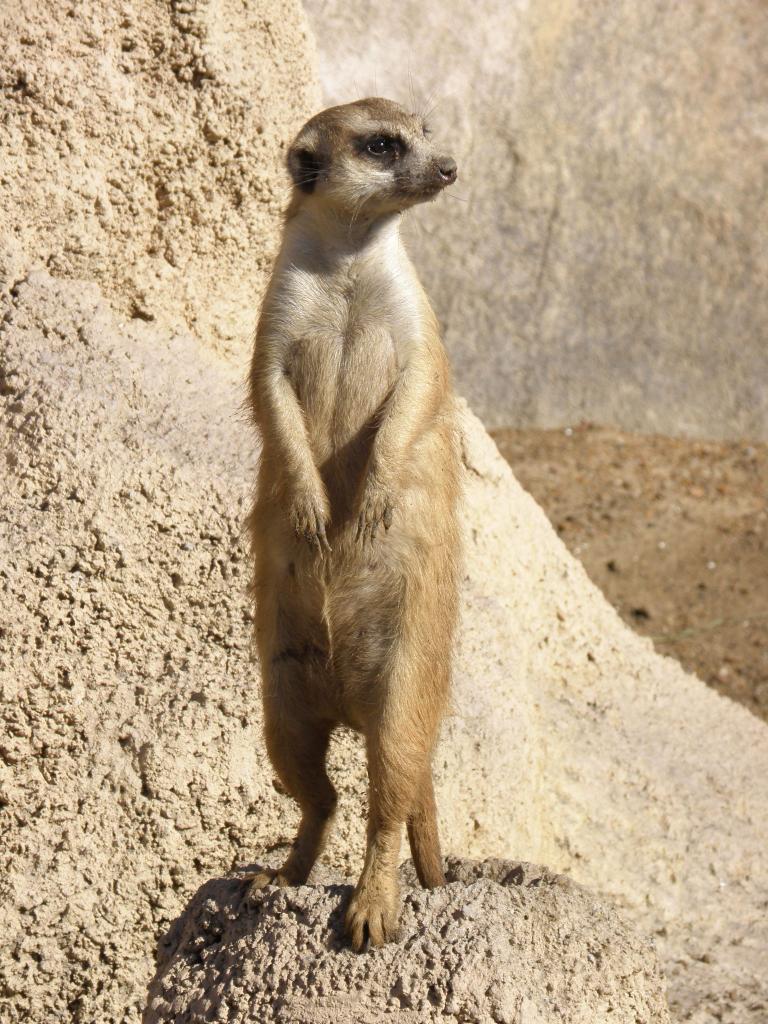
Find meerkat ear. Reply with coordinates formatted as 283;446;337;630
287;142;327;194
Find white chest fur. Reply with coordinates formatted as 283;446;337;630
262;212;426;455
269;213;423;360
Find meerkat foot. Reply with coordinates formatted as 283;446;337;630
344;876;400;951
243;864;304;901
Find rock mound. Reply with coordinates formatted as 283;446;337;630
144;858;670;1024
0;0;317;349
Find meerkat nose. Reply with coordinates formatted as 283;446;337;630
437;157;458;184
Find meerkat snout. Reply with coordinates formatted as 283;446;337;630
437;156;458;183
286;97;458;217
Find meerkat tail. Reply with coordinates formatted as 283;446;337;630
406;768;446;889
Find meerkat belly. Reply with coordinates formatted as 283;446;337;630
292;323;398;514
291;327;396;437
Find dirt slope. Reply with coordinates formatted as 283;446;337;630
1;272;766;1023
493;425;768;722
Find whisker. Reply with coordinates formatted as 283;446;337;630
348;192;370;237
408;67;416;112
417;85;440;122
421;97;444;123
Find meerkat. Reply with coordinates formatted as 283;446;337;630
246;97;461;951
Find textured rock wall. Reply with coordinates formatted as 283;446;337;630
0;0;318;352
303;0;768;439
1;3;767;1022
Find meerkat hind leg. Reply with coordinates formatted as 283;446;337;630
246;702;337;899
345;728;441;950
344;734;409;951
344;578;450;950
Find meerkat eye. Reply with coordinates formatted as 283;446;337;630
365;135;403;158
423;124;432;138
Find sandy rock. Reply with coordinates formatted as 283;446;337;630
0;273;270;1022
303;0;768;439
3;4;766;1022
0;0;318;351
143;858;670;1024
2;272;767;1024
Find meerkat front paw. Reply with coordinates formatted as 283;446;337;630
289;488;331;553
344;875;400;951
356;476;394;544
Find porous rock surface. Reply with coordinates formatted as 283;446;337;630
0;0;318;350
2;272;767;1024
1;4;767;1023
304;0;768;439
143;858;670;1024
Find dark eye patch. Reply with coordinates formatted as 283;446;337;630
358;134;406;160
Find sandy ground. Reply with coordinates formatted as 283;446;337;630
492;426;768;721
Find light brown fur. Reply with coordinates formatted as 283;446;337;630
246;98;461;950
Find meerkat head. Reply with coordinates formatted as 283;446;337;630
286;98;458;219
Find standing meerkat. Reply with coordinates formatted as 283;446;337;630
246;97;461;950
